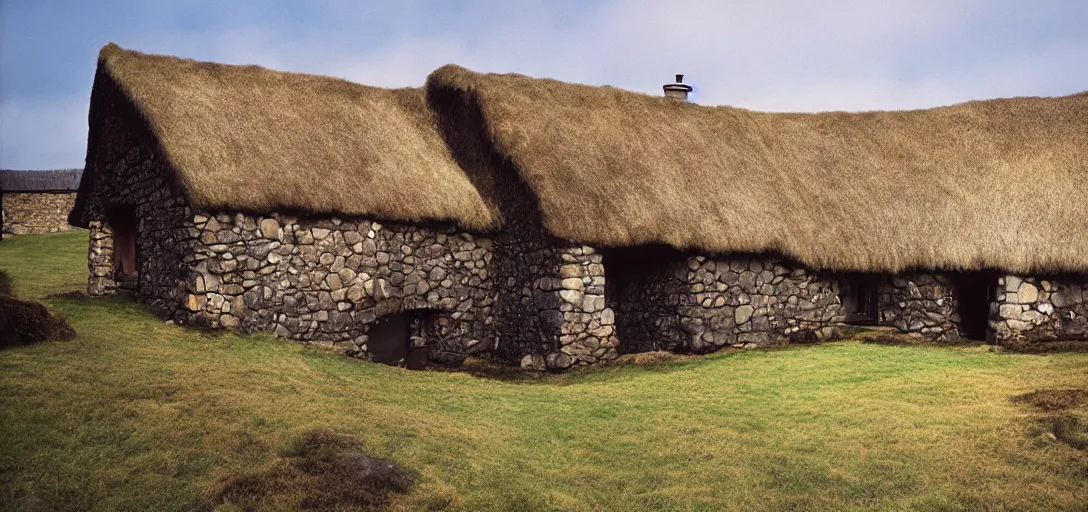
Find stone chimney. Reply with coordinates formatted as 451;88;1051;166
663;74;692;102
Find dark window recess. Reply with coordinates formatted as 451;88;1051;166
106;204;139;290
841;275;878;325
601;245;677;302
950;272;995;341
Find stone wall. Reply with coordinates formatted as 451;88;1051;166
435;88;619;370
485;183;618;369
180;212;493;365
80;73;621;369
538;245;618;368
1;192;78;234
79;73;196;315
877;274;961;339
993;275;1088;343
87;221;116;296
609;252;843;353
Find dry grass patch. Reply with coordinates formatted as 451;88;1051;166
612;350;704;366
1004;339;1088;354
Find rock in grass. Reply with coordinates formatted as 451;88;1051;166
328;452;415;493
0;294;76;349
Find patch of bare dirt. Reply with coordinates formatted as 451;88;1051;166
1013;389;1088;412
204;429;415;511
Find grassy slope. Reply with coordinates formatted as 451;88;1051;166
1;232;1086;511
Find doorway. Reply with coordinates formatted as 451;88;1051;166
106;204;139;291
600;244;680;353
366;310;430;370
840;274;879;325
950;272;995;340
367;312;411;365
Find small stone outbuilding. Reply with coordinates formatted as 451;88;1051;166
1;169;82;238
70;45;1088;371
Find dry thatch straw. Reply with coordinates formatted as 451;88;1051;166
92;44;498;231
427;65;1088;274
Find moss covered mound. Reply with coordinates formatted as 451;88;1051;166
0;294;76;349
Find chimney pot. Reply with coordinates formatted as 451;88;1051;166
663;74;692;102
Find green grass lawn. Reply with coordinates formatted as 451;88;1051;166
1;232;1086;511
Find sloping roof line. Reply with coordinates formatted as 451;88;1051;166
426;65;1088;274
72;46;1088;273
0;169;83;192
71;44;498;232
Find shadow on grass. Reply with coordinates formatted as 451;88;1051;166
1004;340;1088;354
850;326;989;349
1014;388;1088;452
1051;415;1088;451
42;290;90;301
203;429;415;511
439;344;829;385
0;270;12;296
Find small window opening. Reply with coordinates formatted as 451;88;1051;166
841;274;879;325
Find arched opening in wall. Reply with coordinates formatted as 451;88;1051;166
601;244;682;353
950;272;996;341
366;310;434;370
840;274;880;325
106;204;139;291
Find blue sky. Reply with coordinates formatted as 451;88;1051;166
2;0;1087;169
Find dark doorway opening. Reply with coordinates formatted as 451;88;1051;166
368;312;411;366
601;245;676;304
840;274;879;325
950;272;995;341
600;244;681;353
106;204;139;291
367;310;432;370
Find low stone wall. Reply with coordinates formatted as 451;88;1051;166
993;275;1088;343
1;192;77;234
877;274;961;339
678;255;844;350
611;253;843;353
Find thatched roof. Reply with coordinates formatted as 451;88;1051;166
75;44;497;231
0;169;82;193
426;65;1088;274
